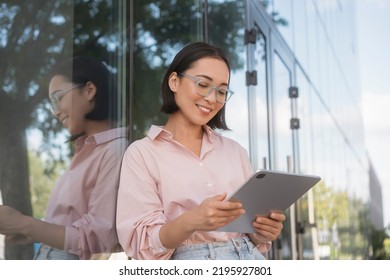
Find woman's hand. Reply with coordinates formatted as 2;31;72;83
187;193;245;232
249;211;285;243
0;205;65;249
160;193;245;249
0;206;35;245
0;205;27;236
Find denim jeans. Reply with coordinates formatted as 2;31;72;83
33;244;80;260
170;236;265;260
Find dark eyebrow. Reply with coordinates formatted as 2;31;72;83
195;74;229;87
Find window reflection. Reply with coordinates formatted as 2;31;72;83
0;1;129;259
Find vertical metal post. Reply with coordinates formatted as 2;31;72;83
202;0;209;43
287;155;298;260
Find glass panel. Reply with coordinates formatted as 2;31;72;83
273;52;292;172
272;52;293;259
0;1;129;259
223;68;250;151
291;0;309;71
132;0;247;141
132;1;204;140
272;0;293;48
251;26;268;169
208;0;248;150
261;0;293;49
296;66;316;259
247;0;372;260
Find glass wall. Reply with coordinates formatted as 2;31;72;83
131;0;248;144
1;0;377;260
262;0;371;259
0;0;130;259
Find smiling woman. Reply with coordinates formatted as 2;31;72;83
116;42;286;260
0;56;129;260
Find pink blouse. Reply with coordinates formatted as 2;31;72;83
44;127;128;259
117;125;270;260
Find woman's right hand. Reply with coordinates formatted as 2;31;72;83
160;193;245;249
186;193;245;232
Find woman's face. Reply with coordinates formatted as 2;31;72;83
169;57;229;127
48;75;95;135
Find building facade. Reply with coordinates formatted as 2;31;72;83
0;0;383;259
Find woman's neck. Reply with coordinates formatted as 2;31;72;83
164;115;204;157
164;115;203;142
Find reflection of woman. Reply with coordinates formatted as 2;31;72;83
0;56;128;260
117;42;285;260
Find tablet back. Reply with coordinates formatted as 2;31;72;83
218;170;321;233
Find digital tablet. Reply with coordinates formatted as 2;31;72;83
217;170;321;233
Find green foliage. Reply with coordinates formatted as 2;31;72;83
259;0;288;27
369;225;390;259
28;150;64;219
313;181;371;259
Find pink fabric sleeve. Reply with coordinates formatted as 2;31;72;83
63;143;123;259
116;143;175;260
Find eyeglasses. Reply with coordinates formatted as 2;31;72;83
179;73;234;104
49;84;83;113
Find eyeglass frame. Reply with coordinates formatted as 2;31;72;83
178;72;234;104
49;84;83;113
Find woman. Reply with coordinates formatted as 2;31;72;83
116;42;285;260
0;56;128;259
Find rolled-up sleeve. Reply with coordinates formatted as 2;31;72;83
116;143;175;260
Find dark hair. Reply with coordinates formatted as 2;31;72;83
49;56;117;122
160;42;231;130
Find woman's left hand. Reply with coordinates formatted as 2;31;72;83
0;205;25;236
251;211;285;242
